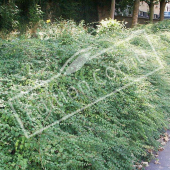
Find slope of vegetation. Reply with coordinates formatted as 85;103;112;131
0;20;170;170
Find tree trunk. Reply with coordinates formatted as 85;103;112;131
110;0;115;19
149;0;154;22
131;0;140;28
160;0;166;21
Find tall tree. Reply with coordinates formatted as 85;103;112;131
149;0;155;21
144;0;159;22
132;0;140;27
110;0;115;19
160;0;166;20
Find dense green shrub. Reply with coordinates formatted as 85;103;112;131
0;3;20;31
0;0;99;32
0;20;170;170
152;20;170;33
138;20;170;34
97;19;125;35
28;4;43;24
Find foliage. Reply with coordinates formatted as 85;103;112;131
0;0;99;32
0;20;170;170
97;19;125;35
28;4;43;24
143;0;160;5
115;0;134;15
0;3;20;31
151;20;170;32
138;20;170;33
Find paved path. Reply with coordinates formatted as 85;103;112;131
146;130;170;170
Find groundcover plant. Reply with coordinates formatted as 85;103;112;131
0;20;170;169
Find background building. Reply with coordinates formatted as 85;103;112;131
139;1;160;19
164;2;170;19
165;2;170;12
